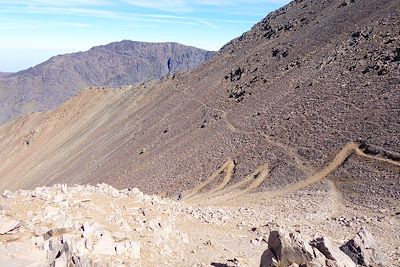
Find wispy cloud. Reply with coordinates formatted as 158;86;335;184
123;0;290;13
0;3;256;30
123;0;191;13
0;0;291;69
0;0;112;6
0;19;90;30
0;0;290;29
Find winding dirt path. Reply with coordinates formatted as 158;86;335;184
189;163;269;205
182;159;235;200
184;142;400;206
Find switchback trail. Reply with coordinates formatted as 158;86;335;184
183;142;400;206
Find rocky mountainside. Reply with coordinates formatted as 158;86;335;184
0;0;399;264
0;183;393;266
0;41;214;124
1;0;398;204
0;72;13;78
0;0;399;265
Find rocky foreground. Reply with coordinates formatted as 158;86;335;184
0;183;398;266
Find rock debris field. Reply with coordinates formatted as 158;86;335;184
0;183;398;266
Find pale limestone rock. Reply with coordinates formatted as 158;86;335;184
85;238;93;250
178;232;189;244
0;242;47;266
340;227;386;266
0;216;20;234
32;235;45;248
311;247;328;267
45;238;64;263
54;251;68;267
93;231;116;255
1;190;15;199
82;221;103;233
53;194;66;203
0;258;44;267
62;234;76;258
34;227;49;236
61;184;68;194
310;237;355;267
115;242;127;254
125;241;141;259
267;230;314;265
107;213;132;231
75;239;89;255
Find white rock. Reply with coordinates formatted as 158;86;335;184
179;232;189;244
0;216;20;234
85;238;93;250
72;238;85;254
52;194;65;203
115;243;127;254
82;221;103;233
1;190;14;199
61;184;68;194
32;236;45;248
93;231;116;255
310;237;356;267
62;234;76;257
107;213;132;231
54;251;68;267
34;227;49;236
125;241;141;259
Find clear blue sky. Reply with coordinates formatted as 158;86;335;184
0;0;290;72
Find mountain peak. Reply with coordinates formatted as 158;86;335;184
0;41;215;124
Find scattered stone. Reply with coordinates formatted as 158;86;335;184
93;231;116;255
310;237;356;267
260;249;278;267
1;190;14;199
125;241;141;259
340;227;386;266
0;216;20;234
260;228;385;267
0;184;394;266
266;229;313;265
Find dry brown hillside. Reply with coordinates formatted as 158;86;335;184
0;41;214;124
0;0;399;216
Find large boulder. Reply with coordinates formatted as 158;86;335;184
260;249;278;267
310;237;356;267
260;228;384;267
340;228;385;266
260;229;314;267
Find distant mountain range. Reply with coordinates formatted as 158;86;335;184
0;72;12;78
0;41;215;124
0;1;399;265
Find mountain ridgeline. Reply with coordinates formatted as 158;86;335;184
0;0;399;213
0;1;399;265
0;41;215;124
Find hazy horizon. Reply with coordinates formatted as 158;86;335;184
0;0;290;72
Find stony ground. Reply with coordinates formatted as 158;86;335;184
1;182;398;266
0;0;399;200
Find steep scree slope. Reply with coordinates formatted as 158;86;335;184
0;0;399;212
0;41;214;124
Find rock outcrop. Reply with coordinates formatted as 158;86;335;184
260;229;385;267
0;183;397;266
340;228;386;267
0;1;398;217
